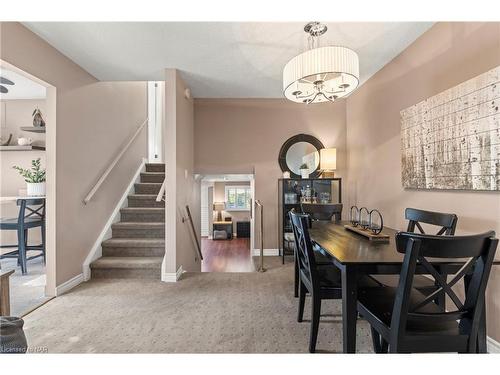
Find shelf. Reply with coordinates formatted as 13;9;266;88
0;145;46;151
20;126;46;133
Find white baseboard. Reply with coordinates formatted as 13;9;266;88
162;265;183;282
82;158;147;281
55;273;84;296
252;248;279;256
488;336;500;353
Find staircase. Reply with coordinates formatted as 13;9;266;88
90;163;165;279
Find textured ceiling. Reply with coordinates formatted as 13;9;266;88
24;22;433;98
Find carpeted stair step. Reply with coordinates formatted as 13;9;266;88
135;182;162;194
90;256;162;279
128;194;164;208
111;222;165;239
140;172;165;183
145;163;165;173
120;207;165;222
102;237;165;256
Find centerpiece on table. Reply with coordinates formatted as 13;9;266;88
12;158;46;196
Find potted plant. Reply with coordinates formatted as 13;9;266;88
13;158;46;196
299;163;309;179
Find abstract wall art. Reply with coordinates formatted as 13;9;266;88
401;66;500;191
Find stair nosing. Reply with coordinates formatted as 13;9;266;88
91;256;163;269
112;222;165;227
120;207;165;211
102;238;165;247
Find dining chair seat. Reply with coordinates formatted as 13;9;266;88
301;266;379;299
0;216;44;229
370;275;436;295
358;286;460;335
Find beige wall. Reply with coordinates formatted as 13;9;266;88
345;22;500;341
165;69;201;273
1;22;148;287
213;181;251;235
194;99;347;249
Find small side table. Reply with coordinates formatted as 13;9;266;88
0;269;15;316
213;221;233;240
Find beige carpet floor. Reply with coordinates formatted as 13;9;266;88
23;257;374;353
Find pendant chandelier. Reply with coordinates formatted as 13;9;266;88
283;22;359;104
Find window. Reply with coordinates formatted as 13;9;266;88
225;186;251;211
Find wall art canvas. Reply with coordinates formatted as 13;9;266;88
401;65;500;191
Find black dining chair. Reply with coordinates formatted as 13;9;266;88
358;230;498;353
291;205;340;298
372;207;458;308
0;198;46;274
290;211;377;353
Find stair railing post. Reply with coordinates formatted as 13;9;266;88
255;200;265;272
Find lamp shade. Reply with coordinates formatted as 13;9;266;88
283;46;359;104
320;148;337;171
213;202;225;211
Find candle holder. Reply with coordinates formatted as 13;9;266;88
349;205;360;226
368;209;384;235
359;207;370;229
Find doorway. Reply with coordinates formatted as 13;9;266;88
0;60;56;316
200;174;255;272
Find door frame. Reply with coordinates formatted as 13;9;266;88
1;59;57;297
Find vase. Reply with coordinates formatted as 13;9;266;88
33;112;45;128
300;169;309;179
0;317;28;354
27;182;46;196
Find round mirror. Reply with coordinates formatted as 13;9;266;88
286;142;319;175
278;134;324;178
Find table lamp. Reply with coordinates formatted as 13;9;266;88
320;148;337;178
213;202;225;222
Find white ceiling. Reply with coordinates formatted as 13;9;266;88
0;68;46;100
23;22;433;98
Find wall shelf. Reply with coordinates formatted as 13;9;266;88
20;126;46;133
0;145;46;151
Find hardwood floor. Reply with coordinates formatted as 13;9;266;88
201;237;254;272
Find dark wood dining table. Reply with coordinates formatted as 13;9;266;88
309;220;497;354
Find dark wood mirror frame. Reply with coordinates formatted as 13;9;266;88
278;133;325;179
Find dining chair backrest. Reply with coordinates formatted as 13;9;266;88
300;203;342;224
405;207;457;235
16;198;46;224
289;211;319;289
393;230;498;351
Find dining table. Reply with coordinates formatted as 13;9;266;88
309;220;498;354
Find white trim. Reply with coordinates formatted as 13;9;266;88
488;336;500;353
82;158;147;281
162;265;183;282
252;248;279;256
55;273;84;296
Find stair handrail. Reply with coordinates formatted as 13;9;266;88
83;118;148;205
156;177;166;202
255;199;265;272
185;205;203;261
